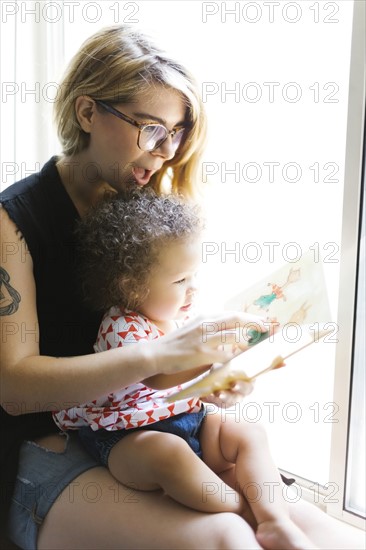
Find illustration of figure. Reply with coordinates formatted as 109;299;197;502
253;267;301;311
287;301;312;325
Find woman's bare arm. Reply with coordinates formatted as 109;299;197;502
0;207;160;413
0;205;215;410
1;208;261;414
142;364;211;390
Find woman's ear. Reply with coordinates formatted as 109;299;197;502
75;96;96;134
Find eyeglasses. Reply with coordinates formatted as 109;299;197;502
94;99;186;153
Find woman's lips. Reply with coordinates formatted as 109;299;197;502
132;167;153;186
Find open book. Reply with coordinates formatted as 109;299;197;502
167;253;335;401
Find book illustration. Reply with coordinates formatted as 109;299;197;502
228;252;331;329
252;267;301;311
287;301;312;325
166;253;333;402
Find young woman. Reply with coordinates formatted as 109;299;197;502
0;24;363;550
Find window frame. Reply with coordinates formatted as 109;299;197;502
327;0;366;530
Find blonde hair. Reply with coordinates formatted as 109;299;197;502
54;25;207;198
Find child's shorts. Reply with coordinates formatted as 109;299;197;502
6;432;98;550
79;406;207;467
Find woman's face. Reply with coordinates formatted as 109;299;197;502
82;85;187;192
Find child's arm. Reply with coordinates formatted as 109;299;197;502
142;364;211;390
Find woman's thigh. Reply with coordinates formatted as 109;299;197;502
7;429;261;550
7;432;97;550
38;467;261;550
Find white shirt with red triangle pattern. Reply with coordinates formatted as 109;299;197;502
53;307;202;432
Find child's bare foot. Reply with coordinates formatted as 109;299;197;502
256;518;317;550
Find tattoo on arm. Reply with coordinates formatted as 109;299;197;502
0;267;21;315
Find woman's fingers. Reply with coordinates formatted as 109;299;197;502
154;310;273;375
198;311;269;332
197;311;269;349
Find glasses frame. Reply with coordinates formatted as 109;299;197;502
94;99;186;152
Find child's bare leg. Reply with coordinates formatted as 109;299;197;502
108;429;245;514
200;413;317;550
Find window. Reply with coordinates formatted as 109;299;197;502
345;175;365;520
327;1;366;527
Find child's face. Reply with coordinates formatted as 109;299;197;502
139;238;201;323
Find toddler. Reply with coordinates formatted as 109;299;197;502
54;191;316;550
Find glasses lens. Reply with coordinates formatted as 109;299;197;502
140;125;167;151
172;128;185;150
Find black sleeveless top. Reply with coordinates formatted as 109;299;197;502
0;157;102;526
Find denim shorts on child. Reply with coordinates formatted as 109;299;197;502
6;432;98;550
79;406;207;467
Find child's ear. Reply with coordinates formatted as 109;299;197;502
75;96;96;133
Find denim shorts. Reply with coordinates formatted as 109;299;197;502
79;406;207;467
6;432;98;550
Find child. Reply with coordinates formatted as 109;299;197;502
54;191;316;550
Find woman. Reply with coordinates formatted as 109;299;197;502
0;25;363;550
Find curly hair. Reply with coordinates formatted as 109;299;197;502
76;190;203;312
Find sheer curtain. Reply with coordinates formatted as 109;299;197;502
0;3;63;191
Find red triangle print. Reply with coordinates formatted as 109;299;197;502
124;316;136;323
54;310;203;433
117;331;130;340
102;323;115;339
102;412;114;418
146;411;156;424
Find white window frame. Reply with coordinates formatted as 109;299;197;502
261;3;365;529
327;0;365;530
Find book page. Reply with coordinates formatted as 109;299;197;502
167;253;334;401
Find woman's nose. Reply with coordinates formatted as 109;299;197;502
152;136;176;160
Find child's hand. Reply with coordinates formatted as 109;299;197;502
202;377;255;408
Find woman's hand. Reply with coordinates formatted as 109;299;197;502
146;311;268;377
